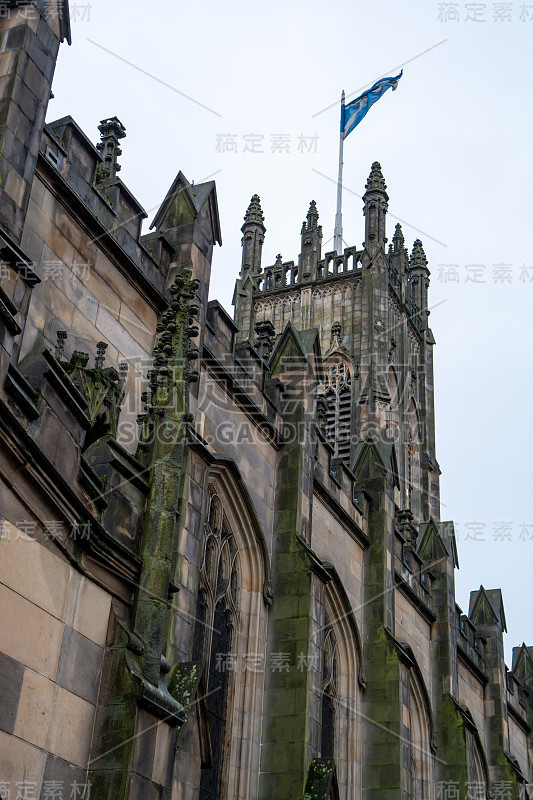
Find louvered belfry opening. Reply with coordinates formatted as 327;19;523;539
324;361;352;463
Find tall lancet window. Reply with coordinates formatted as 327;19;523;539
407;429;413;504
406;398;421;519
466;728;489;799
320;579;362;799
321;627;338;760
400;663;434;800
193;489;240;800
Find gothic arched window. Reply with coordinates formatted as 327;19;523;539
321;627;338;760
188;474;269;800
400;663;434;800
320;579;362;799
466;728;489;799
194;489;240;800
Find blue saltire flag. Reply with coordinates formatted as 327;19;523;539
342;70;403;139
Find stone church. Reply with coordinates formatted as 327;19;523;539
0;3;531;799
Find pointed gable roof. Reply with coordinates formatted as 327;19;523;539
416;519;449;562
512;643;533;682
268;322;321;375
150;171;222;245
437;520;459;567
469;586;507;632
416;519;459;567
231;270;256;305
352;438;400;489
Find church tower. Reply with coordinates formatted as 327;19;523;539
233;163;440;524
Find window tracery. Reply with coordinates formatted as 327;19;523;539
194;488;240;800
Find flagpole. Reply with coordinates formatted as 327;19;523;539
334;90;345;255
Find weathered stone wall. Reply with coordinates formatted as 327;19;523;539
394;588;433;698
0;10;531;798
508;715;529;781
311;494;364;624
0;519;111;791
17;140;163;454
458;659;486;734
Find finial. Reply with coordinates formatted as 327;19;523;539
254;320;276;360
365;161;387;193
275;253;283;267
118;362;128;393
243;194;265;226
95;341;108;370
55;330;68;361
96;116;126;183
410;239;428;270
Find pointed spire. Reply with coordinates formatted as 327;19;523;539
243;194;265;227
240;194;266;275
306;200;319;229
362;161;389;248
410;239;428;271
393;223;405;250
298;201;322;279
408;240;430;324
96;116;126;183
364;161;387;194
389;223;410;301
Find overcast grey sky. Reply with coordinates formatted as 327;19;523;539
50;0;533;661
